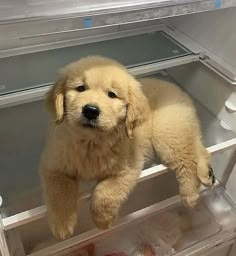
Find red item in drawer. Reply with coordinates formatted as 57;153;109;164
104;253;128;256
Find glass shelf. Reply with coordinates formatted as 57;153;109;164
0;31;190;96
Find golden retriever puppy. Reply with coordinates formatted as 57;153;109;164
40;56;215;240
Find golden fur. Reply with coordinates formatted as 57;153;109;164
40;56;214;240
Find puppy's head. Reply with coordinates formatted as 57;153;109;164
46;56;148;138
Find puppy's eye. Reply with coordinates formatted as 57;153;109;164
76;85;85;92
108;91;117;98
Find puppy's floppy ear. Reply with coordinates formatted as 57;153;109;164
125;78;149;139
45;74;66;124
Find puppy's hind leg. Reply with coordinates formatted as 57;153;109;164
152;123;202;208
196;141;215;187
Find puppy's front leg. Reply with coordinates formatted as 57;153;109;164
41;170;78;240
91;168;139;229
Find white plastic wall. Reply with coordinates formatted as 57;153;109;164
167;8;236;72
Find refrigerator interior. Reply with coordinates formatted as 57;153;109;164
0;4;236;256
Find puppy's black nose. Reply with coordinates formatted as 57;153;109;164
82;104;100;120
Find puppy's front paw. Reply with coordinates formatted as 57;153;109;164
49;213;77;240
181;193;200;208
90;196;118;230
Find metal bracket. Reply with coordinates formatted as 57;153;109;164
200;57;236;86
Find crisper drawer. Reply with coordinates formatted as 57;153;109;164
10;173;179;255
53;187;236;256
8;187;236;256
0;31;190;95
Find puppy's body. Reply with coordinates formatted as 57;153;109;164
141;78;212;204
40;56;214;240
141;77;203;164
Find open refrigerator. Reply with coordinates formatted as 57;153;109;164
0;1;236;255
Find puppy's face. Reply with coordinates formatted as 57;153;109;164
65;67;128;131
46;56;148;137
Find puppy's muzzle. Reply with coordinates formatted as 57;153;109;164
82;104;100;121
